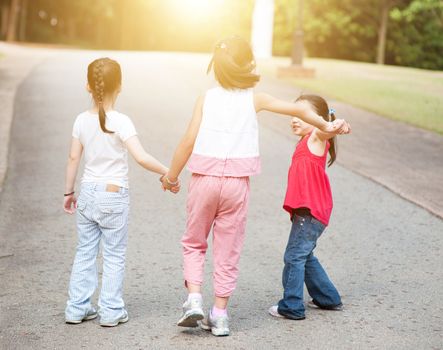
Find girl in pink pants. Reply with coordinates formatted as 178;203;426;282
182;175;250;298
162;36;349;337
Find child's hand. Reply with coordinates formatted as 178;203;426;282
169;183;181;194
63;194;77;214
334;119;351;134
160;174;181;194
326;119;351;134
165;180;181;194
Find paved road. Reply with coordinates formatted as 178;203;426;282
0;50;442;350
0;42;54;191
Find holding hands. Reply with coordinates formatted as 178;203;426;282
324;118;351;135
160;174;181;194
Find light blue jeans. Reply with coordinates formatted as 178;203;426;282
65;183;130;322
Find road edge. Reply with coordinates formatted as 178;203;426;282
0;42;52;192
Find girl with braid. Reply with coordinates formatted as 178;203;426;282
63;58;176;327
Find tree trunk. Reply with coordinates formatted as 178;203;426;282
118;0;128;50
1;5;9;39
66;17;76;41
18;0;27;41
6;0;21;42
291;0;304;65
376;1;390;65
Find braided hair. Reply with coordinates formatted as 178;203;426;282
207;36;260;89
87;58;122;134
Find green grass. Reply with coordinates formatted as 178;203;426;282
259;57;443;134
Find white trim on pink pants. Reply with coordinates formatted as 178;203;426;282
181;174;250;297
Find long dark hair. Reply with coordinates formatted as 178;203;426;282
295;94;337;166
87;58;121;134
207;36;260;89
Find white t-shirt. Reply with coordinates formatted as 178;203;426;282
72;110;137;188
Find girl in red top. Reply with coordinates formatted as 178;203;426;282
269;94;350;320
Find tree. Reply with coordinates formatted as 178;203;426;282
377;0;391;64
376;0;411;64
388;0;443;69
6;0;20;41
273;0;443;69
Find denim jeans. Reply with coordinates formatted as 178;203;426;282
65;183;129;322
277;213;341;319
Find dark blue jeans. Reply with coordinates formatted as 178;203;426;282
277;213;341;319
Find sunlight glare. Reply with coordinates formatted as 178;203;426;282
172;0;226;20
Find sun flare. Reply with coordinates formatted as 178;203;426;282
171;0;226;19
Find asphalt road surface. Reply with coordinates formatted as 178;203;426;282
0;50;442;350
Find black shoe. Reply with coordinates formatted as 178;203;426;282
308;300;343;311
284;314;306;320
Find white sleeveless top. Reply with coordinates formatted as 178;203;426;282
187;87;261;177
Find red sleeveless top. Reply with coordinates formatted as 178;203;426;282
283;132;333;226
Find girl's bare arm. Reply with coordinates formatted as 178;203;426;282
254;92;342;133
65;138;83;194
165;94;204;184
63;137;83;214
125;136;169;175
313;124;351;142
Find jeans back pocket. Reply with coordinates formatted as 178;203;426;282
96;201;128;229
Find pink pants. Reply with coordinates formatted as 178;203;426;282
181;174;250;297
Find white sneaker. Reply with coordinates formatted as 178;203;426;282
99;310;129;327
177;296;204;327
65;308;98;324
268;305;285;318
200;309;230;336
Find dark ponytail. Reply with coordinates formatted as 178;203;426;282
327;112;337;167
87;58;122;134
207;36;260;89
295;94;337;167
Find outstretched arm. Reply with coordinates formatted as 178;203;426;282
313;120;352;141
63;137;83;214
254;92;346;133
162;94;204;190
125;136;169;175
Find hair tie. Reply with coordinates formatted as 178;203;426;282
328;108;335;122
